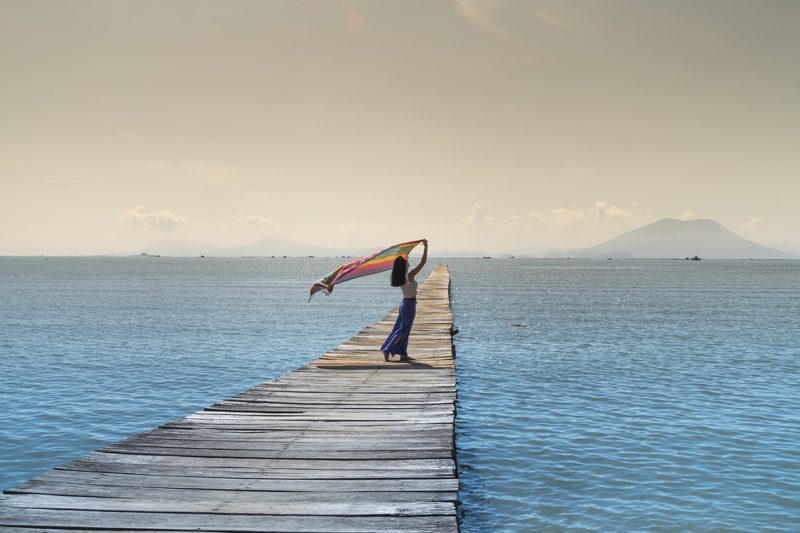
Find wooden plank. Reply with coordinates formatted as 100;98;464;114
22;471;460;491
1;494;456;517
132;429;455;441
122;434;452;446
0;509;459;532
159;423;454;431
1;264;458;532
103;444;453;460
9;482;457;503
58;454;457;479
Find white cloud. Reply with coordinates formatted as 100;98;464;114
463;203;498;225
231;214;279;227
119;206;191;230
550;206;588;230
679;210;697;221
465;202;642;234
741;217;764;229
463;204;526;226
528;211;547;226
594;201;636;220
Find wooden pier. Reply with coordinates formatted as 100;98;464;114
1;264;458;532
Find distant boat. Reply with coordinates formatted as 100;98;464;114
689;256;701;261
482;256;491;259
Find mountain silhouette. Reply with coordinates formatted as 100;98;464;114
578;218;794;259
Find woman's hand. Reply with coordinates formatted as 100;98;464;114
409;239;428;278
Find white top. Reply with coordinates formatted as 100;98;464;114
401;280;418;299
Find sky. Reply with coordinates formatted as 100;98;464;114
2;0;798;255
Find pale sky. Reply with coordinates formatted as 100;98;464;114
2;0;798;255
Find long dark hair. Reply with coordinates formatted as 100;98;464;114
390;256;407;287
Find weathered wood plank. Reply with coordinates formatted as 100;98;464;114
0;508;458;532
103;444;453;460
67;452;457;474
133;429;455;441
22;471;460;491
160;423;454;431
23;474;459;493
118;436;455;449
9;482;457;503
0;494;456;517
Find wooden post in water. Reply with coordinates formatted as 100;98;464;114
1;264;459;532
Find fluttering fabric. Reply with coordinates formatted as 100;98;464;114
308;239;423;301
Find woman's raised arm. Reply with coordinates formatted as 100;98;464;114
407;240;428;281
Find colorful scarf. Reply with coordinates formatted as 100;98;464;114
309;239;424;301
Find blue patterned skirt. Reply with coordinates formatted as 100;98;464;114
381;298;416;356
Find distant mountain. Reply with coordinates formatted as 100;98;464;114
577;218;795;259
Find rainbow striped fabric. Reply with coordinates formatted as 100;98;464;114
309;240;424;301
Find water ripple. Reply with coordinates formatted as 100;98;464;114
452;259;800;532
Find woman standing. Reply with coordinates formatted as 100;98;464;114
381;239;428;361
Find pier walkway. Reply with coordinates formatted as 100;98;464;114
1;265;458;532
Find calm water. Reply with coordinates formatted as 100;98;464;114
1;257;798;532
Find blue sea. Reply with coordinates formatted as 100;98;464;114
1;257;798;532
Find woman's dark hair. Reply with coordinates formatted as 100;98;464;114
390;256;407;287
